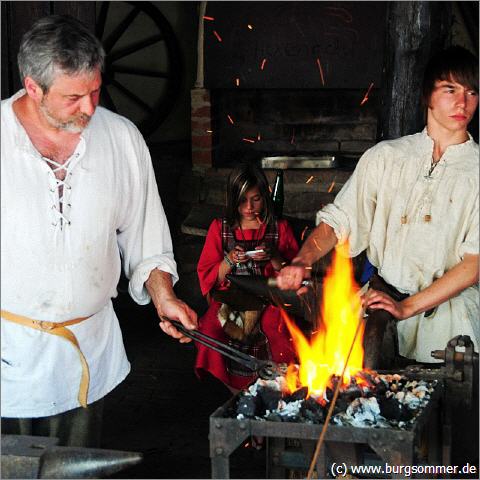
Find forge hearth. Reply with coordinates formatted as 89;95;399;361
209;368;445;479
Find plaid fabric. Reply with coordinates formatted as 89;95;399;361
226;330;272;377
221;217;279;276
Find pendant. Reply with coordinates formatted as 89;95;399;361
424;214;432;223
401;215;408;224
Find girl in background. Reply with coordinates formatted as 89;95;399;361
194;163;299;392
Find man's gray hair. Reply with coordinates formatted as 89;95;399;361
18;15;105;92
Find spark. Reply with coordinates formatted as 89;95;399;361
306;175;314;184
268;185;272;193
327;181;336;193
227;114;234;125
284;304;292;307
360;82;374;106
206;129;212;133
281;261;287;266
242;137;255;143
235;78;240;87
324;6;353;23
290;127;295;144
301;226;309;241
316;58;325;86
305;266;313;270
213;30;222;42
257;132;261;141
203;15;215;21
260;58;267;70
247;24;254;30
313;238;322;251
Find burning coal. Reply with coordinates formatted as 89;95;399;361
232;372;437;430
228;244;436;430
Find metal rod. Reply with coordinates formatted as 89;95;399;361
160;316;270;372
306;313;367;480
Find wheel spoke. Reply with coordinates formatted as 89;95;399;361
96;2;110;40
108;34;164;63
110;79;154;114
100;87;117;113
103;5;141;53
111;65;169;79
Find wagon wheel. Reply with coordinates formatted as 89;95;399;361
96;1;183;137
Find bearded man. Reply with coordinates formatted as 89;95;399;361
1;15;197;447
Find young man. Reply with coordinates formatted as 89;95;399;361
1;15;197;446
277;46;479;367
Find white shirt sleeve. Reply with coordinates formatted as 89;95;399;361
317;145;382;257
115;127;179;305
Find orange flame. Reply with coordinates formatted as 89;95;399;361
283;242;365;401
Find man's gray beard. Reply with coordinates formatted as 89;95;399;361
39;103;91;133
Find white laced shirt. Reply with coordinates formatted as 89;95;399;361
1;90;179;417
317;129;479;362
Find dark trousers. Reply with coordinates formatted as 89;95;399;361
1;397;104;448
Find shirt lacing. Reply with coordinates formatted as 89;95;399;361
42;156;76;229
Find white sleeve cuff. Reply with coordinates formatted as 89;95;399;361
128;256;179;305
316;204;350;245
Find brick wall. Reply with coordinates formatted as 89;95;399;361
191;88;212;168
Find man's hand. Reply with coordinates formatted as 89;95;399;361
158;296;198;343
364;289;410;320
276;261;310;295
146;268;198;343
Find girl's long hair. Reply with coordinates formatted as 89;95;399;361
225;162;274;227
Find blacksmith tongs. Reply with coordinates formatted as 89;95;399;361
160;316;282;380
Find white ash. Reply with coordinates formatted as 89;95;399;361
234;372;437;429
246;376;286;397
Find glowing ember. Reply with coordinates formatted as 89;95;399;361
247;24;254;30
257;132;261;141
283;242;365;402
360;82;374;106
227;114;234;125
316;58;326;86
306;175;314;184
213;30;222;42
260;58;267;70
206;129;212;133
327;181;336;193
242;137;255;143
235;78;240;87
203;16;215;21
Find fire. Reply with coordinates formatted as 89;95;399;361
283;242;365;401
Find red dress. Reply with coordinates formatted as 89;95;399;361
194;218;299;390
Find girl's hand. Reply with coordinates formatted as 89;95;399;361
230;246;248;265
248;244;271;261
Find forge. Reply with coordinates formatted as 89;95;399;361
207;244;477;478
209;365;445;478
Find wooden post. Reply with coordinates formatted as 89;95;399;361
379;1;452;140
